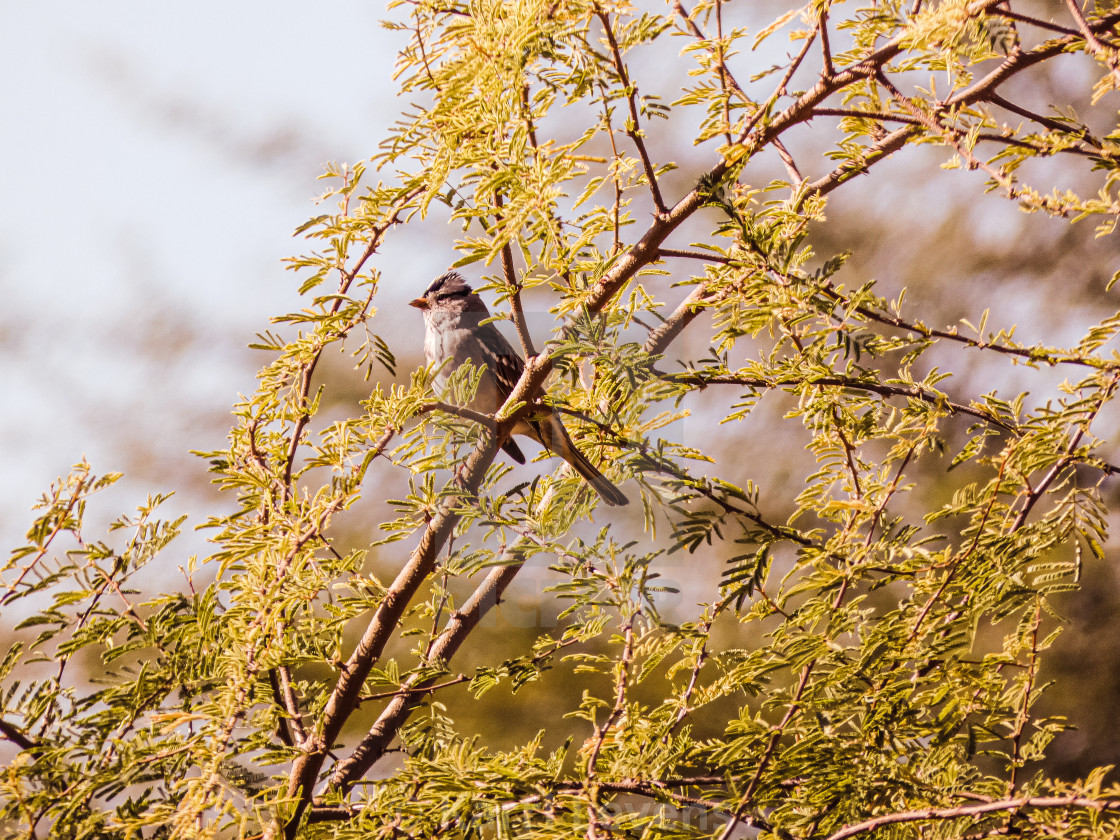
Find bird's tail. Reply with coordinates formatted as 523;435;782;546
533;412;629;506
566;446;629;506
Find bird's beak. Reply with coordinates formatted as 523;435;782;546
409;297;428;310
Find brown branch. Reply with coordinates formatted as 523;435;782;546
824;796;1120;840
1063;0;1113;61
815;280;1119;371
805;124;918;197
987;93;1101;146
358;674;469;702
632;445;817;549
655;247;730;263
876;70;1016;195
272;667;307;747
328;550;527;788
806;6;1120;200
810;107;929;127
520;83;540;150
820;5;836;78
653;248;1118;392
814;107;1105;164
975;131;1100;159
494;190;537;358
666;371;1016;431
944;8;1120;110
650;270;1120;477
994;8;1081;38
597;5;1010;349
0;718;38;752
835;416;865;503
772;137;805;186
279;433;502;836
735;21;820;145
594;4;668;215
417;400;498;429
279;185;421;494
644;283;722;355
672;0;753;110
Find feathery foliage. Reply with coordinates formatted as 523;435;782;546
5;0;1120;838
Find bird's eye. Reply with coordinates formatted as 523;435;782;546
436;289;470;301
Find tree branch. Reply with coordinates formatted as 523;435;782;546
279;185;420;494
594;4;668;215
1063;0;1118;70
664;371;1016;432
494;189;537;358
417;400;498;430
825;796;1120;840
279;432;501;837
0;718;38;752
275;4;1120;833
328;553;526;788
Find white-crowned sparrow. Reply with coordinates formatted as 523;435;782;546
410;271;628;506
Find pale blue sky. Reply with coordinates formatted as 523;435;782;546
3;0;1113;560
0;2;461;550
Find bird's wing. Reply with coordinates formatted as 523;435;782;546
475;321;529;464
476;321;527;397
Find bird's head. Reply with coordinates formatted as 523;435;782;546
409;271;484;314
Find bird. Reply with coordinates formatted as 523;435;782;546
410;271;628;506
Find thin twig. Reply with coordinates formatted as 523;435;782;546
672;0;753;109
595;77;625;254
716;0;732;144
1063;0;1114;63
1006;600;1042;794
279;186;420;494
358;674;469;702
418;400;498;429
0;718;37;752
1007;372;1119;532
824;796;1120;840
876;70;1017;196
328;547;530;787
772;137;805;186
666;371;1016;432
494;190;537;358
3;466;90;604
594;5;668;215
994;7;1081;38
987;93;1101;146
820;4;836;78
277;666;307;746
584;618;636;840
716;661;816;840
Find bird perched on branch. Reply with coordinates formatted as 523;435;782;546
410;271;628;506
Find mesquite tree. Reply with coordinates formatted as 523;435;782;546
4;0;1120;837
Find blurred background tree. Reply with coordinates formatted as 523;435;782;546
3;0;1120;837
